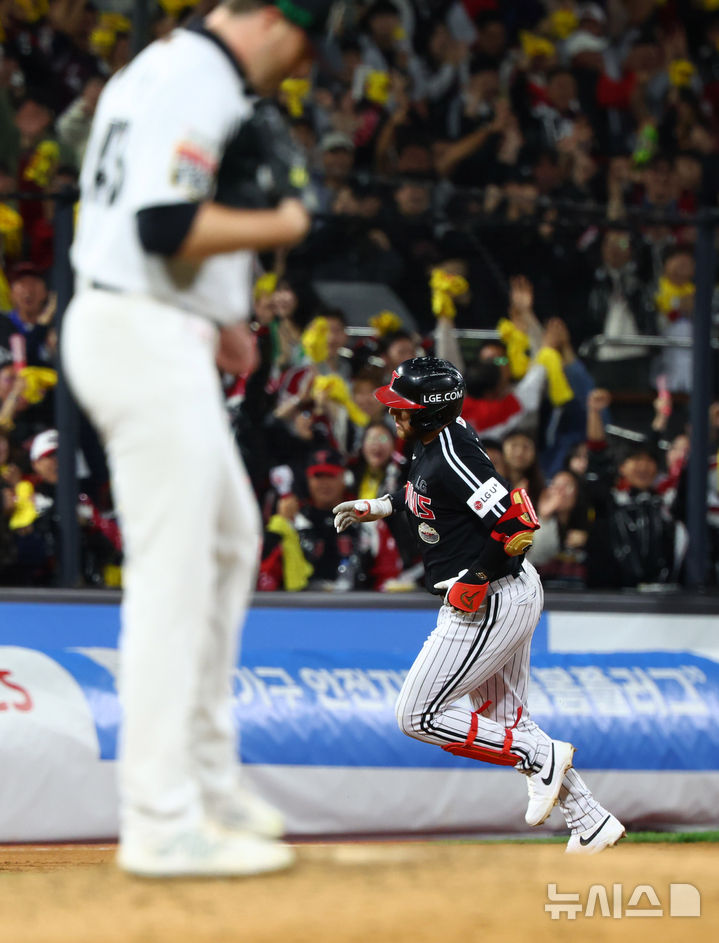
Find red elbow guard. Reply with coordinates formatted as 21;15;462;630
490;487;540;556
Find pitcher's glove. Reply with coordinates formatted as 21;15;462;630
215;99;308;209
434;569;490;613
333;496;393;533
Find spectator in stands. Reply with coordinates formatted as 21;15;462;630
663;400;719;585
291;178;403;285
584;226;657;389
437;58;514;185
44;0;106;111
472;9;507;65
358;0;420;90
565;441;589;479
378;328;420;379
257;491;314;592
3;262;55;365
652;243;696;393
501;429;545;508
439;276;576;448
293;447;363;590
0;426;57;585
351;365;391;428
528;468;589;588
0;358;56;442
264;393;336;490
414;19;469;134
348;419;418;588
461;341;529;439
584;388;685;589
307;131;356;216
382;176;438;323
350;420;406;499
635;154;681;286
538;315;596;479
530;67;583;152
56;74;105;169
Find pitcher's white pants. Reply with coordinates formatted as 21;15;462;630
62;289;260;841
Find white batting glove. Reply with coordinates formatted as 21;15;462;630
433;569;468;606
332;495;393;533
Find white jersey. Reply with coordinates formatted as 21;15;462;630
72;26;255;325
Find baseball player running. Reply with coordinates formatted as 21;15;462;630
62;0;339;877
334;358;625;853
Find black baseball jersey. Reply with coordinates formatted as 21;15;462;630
389;418;523;592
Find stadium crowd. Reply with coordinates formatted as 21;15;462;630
1;0;719;589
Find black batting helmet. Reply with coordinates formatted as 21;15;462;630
375;357;465;432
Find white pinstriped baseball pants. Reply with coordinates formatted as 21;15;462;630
62;289;261;842
395;561;551;772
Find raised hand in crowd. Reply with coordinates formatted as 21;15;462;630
587;387;611;442
37;291;57;327
651;377;672;433
0;371;27;432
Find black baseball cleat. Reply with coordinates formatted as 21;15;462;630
525;740;575;827
566;813;626;855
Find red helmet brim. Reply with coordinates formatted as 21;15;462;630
374;383;423;410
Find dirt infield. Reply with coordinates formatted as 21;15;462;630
0;841;716;943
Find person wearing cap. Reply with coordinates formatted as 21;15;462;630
294;446;365;589
62;0;341;878
29;427;59;487
307;130;356;215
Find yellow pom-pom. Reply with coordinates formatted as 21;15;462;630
100;12;131;33
668;59;696;88
0;204;23;257
10;481;38;530
23;140;59;188
90;28;117;57
103;565;123;588
369;310;403;336
302;317;329;363
18;367;58;404
497;318;530;379
158;0;199;13
519;30;556;61
365;71;391;106
14;0;48;24
430;268;469;320
253;272;278;300
280;78;311;118
548;10;578;40
654;276;695;315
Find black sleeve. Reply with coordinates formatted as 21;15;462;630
388;488;406;513
136;202;200;256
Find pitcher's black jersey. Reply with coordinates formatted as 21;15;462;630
390;418;523;592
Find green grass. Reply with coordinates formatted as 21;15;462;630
468;830;719;845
